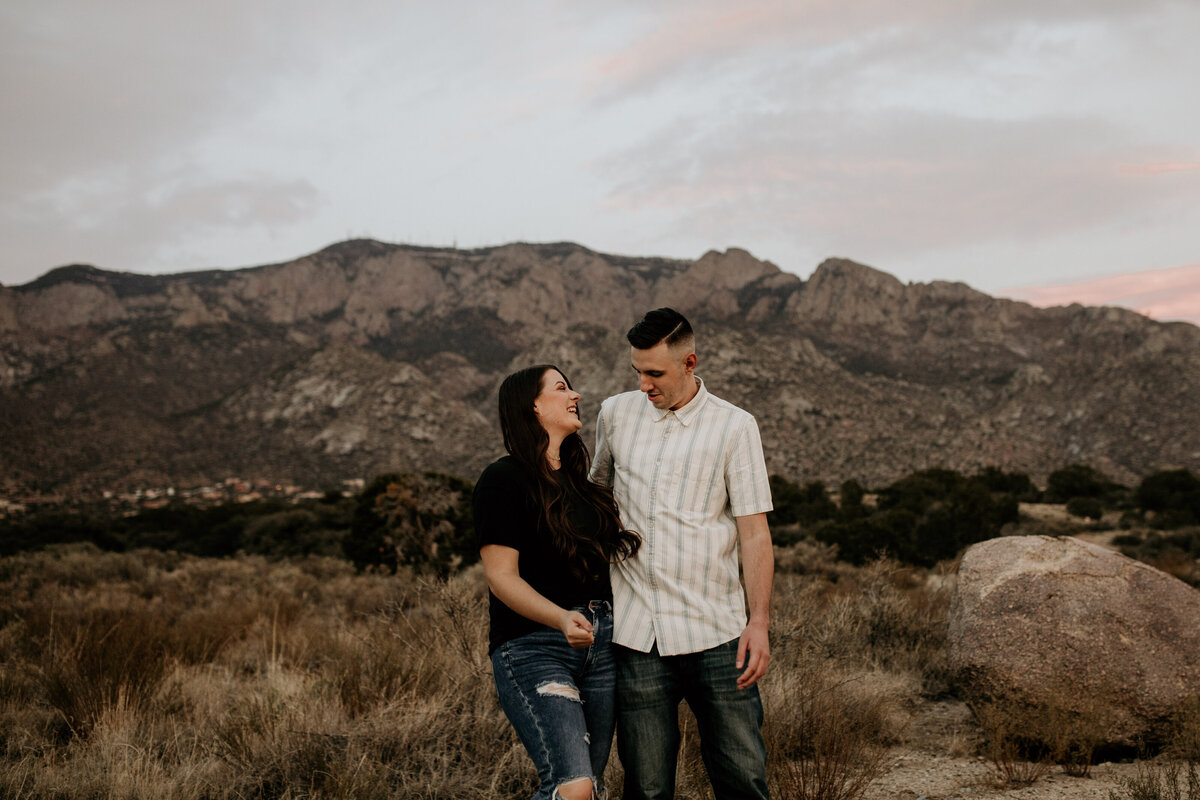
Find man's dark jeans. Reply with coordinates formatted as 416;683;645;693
615;639;769;800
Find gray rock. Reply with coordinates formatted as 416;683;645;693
948;535;1200;745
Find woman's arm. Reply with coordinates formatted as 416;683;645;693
480;544;594;647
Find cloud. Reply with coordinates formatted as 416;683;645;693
589;0;1200;281
1118;162;1200;175
3;168;321;275
5;0;1200;289
1004;263;1200;325
601;106;1200;265
0;0;411;279
579;0;1176;105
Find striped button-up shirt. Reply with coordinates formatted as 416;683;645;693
590;378;773;656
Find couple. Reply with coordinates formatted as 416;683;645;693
474;308;775;800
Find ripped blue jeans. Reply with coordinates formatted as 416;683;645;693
491;600;614;799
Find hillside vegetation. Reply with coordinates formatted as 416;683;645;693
2;466;1199;798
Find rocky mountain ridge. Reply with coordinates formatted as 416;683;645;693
3;239;1199;495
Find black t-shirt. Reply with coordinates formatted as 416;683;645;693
474;455;613;653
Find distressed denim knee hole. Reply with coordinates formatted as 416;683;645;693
536;681;582;702
552;776;594;800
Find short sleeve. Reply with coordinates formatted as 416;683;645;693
473;461;535;551
725;414;773;517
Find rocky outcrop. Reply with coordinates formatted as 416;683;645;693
2;238;1200;493
948;535;1200;745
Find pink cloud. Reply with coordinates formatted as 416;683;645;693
1118;162;1200;175
584;0;918;100
1004;263;1200;325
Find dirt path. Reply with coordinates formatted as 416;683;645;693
862;700;1145;799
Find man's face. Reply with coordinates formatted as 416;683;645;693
631;341;697;410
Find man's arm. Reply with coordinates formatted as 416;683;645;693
589;402;614;487
735;511;774;689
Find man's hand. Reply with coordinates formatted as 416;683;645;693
735;619;770;689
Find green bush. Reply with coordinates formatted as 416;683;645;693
1;494;356;561
838;479;868;521
816;469;1018;567
768;475;837;529
1066;497;1105;521
1045;464;1123;504
345;472;476;575
1114;530;1200;587
976;467;1040;502
1136;470;1200;528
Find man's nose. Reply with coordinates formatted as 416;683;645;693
639;375;653;392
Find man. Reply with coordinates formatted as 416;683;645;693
590;307;774;800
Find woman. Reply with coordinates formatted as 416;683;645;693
474;365;640;800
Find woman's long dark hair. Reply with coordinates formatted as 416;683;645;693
498;365;640;582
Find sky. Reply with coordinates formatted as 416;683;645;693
3;1;1199;323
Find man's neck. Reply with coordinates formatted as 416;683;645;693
669;377;701;411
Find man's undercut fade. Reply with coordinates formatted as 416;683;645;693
627;307;694;351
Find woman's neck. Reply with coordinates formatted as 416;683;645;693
546;435;565;469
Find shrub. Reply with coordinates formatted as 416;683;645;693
766;667;890;800
818;469;1017;567
32;601;176;736
1169;697;1200;762
769;475;838;529
1136;470;1200;528
1066;496;1105;520
0;497;358;560
1108;760;1200;800
837;480;867;520
1115;530;1200;586
976;467;1040;501
345;472;476;575
1045;464;1123;504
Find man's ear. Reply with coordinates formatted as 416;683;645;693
683;352;698;373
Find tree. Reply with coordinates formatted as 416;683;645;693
768;475;838;529
976;467;1039;501
345;472;475;575
1065;497;1104;521
820;468;1018;567
1135;469;1200;528
1044;464;1120;504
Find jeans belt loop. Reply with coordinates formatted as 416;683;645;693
588;599;612;617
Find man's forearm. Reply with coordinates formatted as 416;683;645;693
737;512;774;626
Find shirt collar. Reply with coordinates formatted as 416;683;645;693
653;377;708;426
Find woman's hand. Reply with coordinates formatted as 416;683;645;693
481;546;597;648
559;610;595;648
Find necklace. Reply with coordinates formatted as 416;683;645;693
547;453;561;465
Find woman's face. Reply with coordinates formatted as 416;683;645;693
533;369;582;439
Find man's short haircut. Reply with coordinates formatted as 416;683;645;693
627;307;694;351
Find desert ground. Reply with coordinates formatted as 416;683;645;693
1;504;1196;799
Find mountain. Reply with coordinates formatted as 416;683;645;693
3;239;1199;495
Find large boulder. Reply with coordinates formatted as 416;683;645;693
948;535;1200;745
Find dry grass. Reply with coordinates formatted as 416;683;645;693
1;541;948;799
1109;759;1200;800
0;538;1183;799
0;543;524;799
